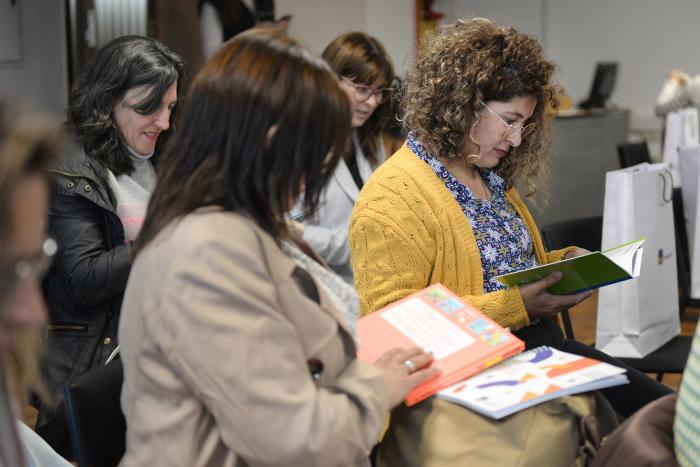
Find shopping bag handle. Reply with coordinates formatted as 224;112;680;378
659;170;673;204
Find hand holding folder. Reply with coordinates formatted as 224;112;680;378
495;238;645;295
357;284;525;406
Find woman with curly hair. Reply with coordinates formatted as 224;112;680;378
349;18;670;428
37;35;186;455
295;31;394;285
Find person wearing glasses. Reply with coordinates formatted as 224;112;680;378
0;105;73;467
36;36;186;455
293;31;394;285
349;18;671;457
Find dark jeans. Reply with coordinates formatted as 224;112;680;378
513;318;673;418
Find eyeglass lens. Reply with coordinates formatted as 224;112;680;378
357;86;382;102
343;77;390;103
481;101;534;138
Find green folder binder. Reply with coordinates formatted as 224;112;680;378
495;238;645;295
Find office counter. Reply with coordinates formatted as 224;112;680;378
526;109;629;229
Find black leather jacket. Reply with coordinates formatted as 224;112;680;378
38;144;131;443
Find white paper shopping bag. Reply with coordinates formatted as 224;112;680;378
663;108;700;187
596;163;680;358
678;145;700;298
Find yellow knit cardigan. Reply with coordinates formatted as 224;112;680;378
349;144;574;331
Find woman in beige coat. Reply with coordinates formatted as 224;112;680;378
117;29;437;467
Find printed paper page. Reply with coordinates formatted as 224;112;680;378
381;298;474;359
602;238;645;275
439;346;626;414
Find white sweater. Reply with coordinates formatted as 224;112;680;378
106;148;156;242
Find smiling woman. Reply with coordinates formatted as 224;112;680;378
36;35;186;456
112;82;178;157
293;31;394;285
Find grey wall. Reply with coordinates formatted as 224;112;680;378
3;0;699;128
528;111;629;226
446;0;700;132
0;0;69;118
277;0;368;56
366;0;415;75
276;0;415;76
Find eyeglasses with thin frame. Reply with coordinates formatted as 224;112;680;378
0;237;57;304
480;101;536;139
341;76;393;104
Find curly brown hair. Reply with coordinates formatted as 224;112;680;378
403;18;560;198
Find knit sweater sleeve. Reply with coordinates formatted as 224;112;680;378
350;210;433;316
350;206;530;329
349;163;530;330
545;247;578;264
464;288;530;331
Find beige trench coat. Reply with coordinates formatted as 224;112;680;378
118;210;389;467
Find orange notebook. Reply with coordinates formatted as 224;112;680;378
357;284;525;406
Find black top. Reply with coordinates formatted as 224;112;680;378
344;144;364;190
37;140;128;454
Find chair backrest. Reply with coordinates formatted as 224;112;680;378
617;142;651;168
672;187;692;310
64;359;125;467
541;216;603;341
541;216;603;253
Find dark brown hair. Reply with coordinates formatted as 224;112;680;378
404;18;559;198
322;32;394;164
136;29;351;252
68;35;186;176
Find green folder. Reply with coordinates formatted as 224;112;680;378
495;238;645;295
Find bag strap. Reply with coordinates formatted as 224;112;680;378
561;393;620;467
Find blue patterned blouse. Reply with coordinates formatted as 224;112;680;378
407;134;537;292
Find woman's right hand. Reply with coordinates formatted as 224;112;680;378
519;272;593;321
373;347;441;409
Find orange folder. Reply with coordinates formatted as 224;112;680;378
357;284;525;405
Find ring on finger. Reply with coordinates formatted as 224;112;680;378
404;359;416;373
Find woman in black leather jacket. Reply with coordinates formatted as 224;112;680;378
37;35;186;455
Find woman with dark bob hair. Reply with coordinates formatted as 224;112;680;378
117;29;436;466
350;17;671;464
37;35;186;454
294;31;394;285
